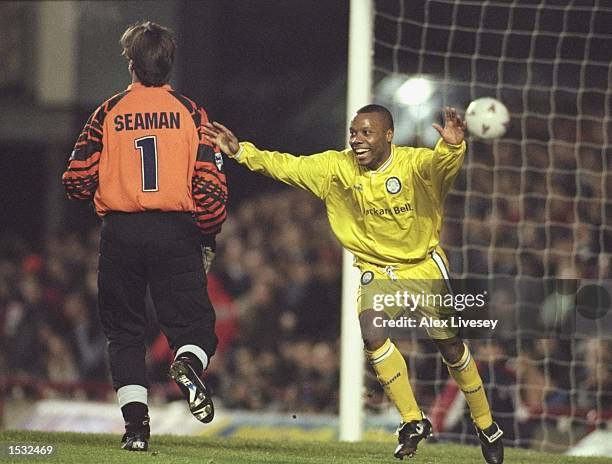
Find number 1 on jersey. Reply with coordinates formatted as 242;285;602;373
134;136;159;192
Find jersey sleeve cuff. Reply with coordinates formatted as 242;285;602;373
232;144;245;160
435;138;466;152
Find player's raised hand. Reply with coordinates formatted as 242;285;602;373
203;122;240;156
432;106;467;145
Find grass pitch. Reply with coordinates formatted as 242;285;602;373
1;430;610;463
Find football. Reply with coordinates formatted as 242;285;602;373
465;97;510;139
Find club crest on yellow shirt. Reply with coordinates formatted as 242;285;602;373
385;177;402;194
361;271;374;285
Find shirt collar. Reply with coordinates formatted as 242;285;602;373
373;146;395;173
127;82;173;91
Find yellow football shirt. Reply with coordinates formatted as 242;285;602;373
234;139;465;267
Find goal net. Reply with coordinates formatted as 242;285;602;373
369;0;612;452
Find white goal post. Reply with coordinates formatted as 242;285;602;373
339;0;373;442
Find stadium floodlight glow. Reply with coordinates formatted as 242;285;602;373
394;76;435;106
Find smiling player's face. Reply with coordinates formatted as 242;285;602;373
349;112;393;170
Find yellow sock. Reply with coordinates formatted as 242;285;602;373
445;344;493;430
367;339;422;422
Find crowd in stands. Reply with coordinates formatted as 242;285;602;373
0;189;343;414
1;162;610;446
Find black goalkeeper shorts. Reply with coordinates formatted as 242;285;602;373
98;211;217;388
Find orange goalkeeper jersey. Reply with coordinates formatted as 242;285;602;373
62;82;227;236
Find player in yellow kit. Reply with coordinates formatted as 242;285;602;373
203;105;504;463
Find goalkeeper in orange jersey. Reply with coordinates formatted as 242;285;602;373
62;21;226;451
203;105;504;463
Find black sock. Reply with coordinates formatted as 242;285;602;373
121;402;149;431
177;352;204;377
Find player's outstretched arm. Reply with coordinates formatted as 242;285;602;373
204;120;334;200
203;122;240;157
431;106;467;145
426;107;467;202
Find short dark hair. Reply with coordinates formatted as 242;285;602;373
120;21;176;87
356;104;394;131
